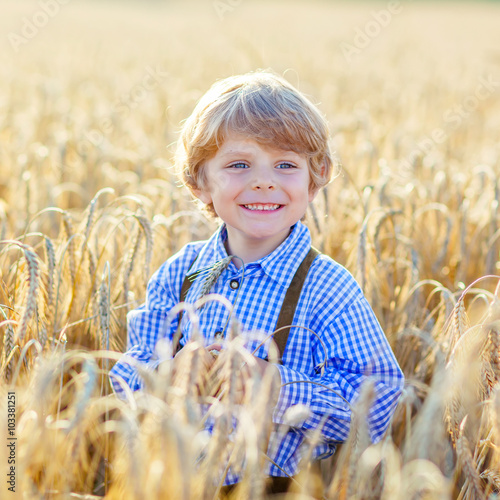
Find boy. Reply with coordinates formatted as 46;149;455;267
109;70;404;487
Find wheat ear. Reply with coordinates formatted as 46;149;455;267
357;220;367;293
41;236;56;350
62;211;76;285
134;214;154;285
345;380;376;499
446;297;469;362
122;225;143;310
1;319;16;383
456;417;486;500
98;276;110;352
2;241;40;344
197;255;232;299
80;187;114;257
488;323;500;383
491;385;500;453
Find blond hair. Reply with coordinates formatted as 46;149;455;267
176;70;333;216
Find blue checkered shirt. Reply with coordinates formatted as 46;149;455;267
110;221;404;483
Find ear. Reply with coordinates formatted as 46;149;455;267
193;188;213;205
308;186;320;203
308;161;327;202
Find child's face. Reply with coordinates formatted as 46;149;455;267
195;131;318;255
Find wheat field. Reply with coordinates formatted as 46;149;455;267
1;0;500;498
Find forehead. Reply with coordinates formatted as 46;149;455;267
216;131;305;159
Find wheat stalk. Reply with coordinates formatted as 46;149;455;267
2;6;500;497
122;225;143;310
456;417;486;500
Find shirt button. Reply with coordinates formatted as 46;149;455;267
229;279;239;290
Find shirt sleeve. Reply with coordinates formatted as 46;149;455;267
109;279;172;395
109;244;200;396
273;295;404;444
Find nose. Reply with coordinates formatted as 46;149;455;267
251;169;276;190
253;183;275;190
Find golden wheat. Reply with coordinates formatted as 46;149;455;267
1;1;500;498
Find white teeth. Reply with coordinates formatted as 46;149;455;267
243;204;280;211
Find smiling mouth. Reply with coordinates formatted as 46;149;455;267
242;204;283;211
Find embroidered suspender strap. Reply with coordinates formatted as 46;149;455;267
272;246;320;363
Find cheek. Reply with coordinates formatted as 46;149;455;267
285;177;312;200
210;171;235;192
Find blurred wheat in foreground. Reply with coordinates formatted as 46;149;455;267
1;1;500;498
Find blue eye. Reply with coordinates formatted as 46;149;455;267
276;163;296;169
229;162;249;169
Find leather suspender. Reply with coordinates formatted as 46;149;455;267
272;247;319;360
179;255;199;307
176;247;320;363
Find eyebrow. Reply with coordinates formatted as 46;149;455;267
218;149;253;157
218;148;301;159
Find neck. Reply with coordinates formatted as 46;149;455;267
223;227;292;268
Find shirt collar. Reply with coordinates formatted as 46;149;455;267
259;221;312;288
212;221;312;288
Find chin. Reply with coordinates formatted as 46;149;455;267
247;227;290;240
